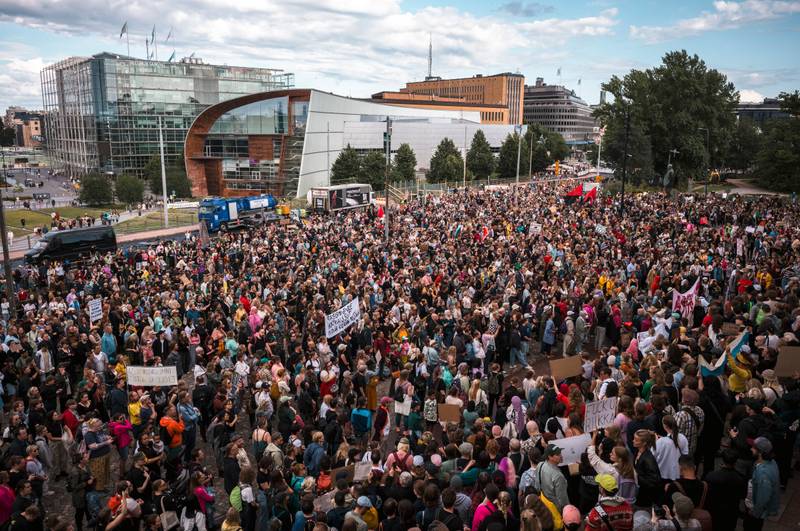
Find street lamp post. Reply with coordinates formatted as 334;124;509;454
619;105;631;216
0;148;17;318
698;127;710;195
515;125;522;184
667;148;679;168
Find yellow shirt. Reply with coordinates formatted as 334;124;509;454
726;353;751;393
129;401;142;426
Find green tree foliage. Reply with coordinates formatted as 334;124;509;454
753;91;800;192
778;90;800;117
0;127;15;147
144;155;192;198
593;50;738;184
79;174;113;206
428;138;463;183
496;133;529;180
524;123;568;173
391;143;417;182
359;151;387;189
725;118;762;171
115;175;145;205
466;130;495;181
330;145;361;185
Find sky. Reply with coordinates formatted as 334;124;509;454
0;0;798;112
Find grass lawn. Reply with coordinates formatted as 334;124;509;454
115;210;197;235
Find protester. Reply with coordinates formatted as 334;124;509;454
1;180;799;531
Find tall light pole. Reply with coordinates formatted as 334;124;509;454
463;126;467;189
619;104;631;216
698;127;710;195
515;125;522;184
530;133;543;179
0;148;16;319
384;117;392;241
157;116;169;227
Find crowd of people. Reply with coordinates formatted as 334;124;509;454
0;179;799;531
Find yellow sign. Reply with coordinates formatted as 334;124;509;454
555;160;560;176
596;174;602;182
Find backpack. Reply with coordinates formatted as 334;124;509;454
416;507;438;530
618;476;638;504
270;381;280;402
671;481;712;531
229;484;242;512
352;409;370;435
486;372;500;395
316;472;332;494
391;451;412;472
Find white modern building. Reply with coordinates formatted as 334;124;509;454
185;89;523;198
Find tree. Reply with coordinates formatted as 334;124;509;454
144;154;192;198
524;123;567;173
725;118;761;171
79;174;113;206
330;145;360;185
593;50;738;184
359;151;387;190
115;175;145;206
427;138;463;183
391;143;416;182
466;130;495;181
0;127;15;147
753;117;800;192
778;90;800;117
496;133;529;180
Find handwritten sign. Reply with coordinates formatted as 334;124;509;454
353;462;372;483
314;491;336;513
438;403;461;423
88;298;103;323
774;346;800;377
721;322;740;336
325;298;361;338
549;355;583;381
530;222;542;235
583;397;618;433
394;395;411;416
126;366;178;387
553;433;592;466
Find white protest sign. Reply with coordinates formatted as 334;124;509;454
595;224;607;235
126;366;179;387
583;397;618;433
553;433;592;466
530;222;542;235
325;298;361;338
88;298;103;323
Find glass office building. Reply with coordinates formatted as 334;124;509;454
40;53;294;178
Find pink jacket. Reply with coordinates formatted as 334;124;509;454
471;501;497;531
109;420;133;449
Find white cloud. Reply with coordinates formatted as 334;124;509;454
0;0;620;109
739;88;765;102
629;0;800;43
0;56;46;110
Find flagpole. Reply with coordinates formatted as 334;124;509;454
154;26;158;61
126;32;130;57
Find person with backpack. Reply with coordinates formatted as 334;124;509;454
585;473;634;530
384;438;413;474
350;397;373;444
673;389;704;460
485;364;503;418
471;483;499;531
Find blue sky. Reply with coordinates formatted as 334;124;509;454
1;0;798;111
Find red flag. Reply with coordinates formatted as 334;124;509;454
377;205;384;218
583;187;597;202
566;184;583;197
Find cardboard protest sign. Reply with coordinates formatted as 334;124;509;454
774;346;800;377
549;355;583;381
88;298;103;323
721;323;740;336
325;298;361;338
438;404;461;423
553;433;592;466
126;366;178;387
314;491;336;513
530;222;542;235
353;462;372;483
394;395;412;416
180;275;193;288
583;397;618;433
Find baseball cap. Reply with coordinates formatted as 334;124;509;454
595;473;618;493
671;492;694;519
356;496;372;508
544;444;562;457
753;436;773;454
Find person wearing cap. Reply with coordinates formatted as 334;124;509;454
729;398;768;478
343;496;371;531
726;343;753;395
745;436;780;530
535;444;568;512
641;492;701;530
585;473;634;530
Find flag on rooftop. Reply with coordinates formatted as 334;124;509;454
119;22;128;39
